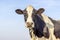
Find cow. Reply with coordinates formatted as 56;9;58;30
15;5;60;40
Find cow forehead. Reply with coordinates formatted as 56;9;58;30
26;5;33;13
25;5;34;23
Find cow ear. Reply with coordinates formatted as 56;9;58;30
15;9;23;14
36;8;45;15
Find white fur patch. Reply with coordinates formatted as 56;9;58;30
41;13;54;27
41;13;56;40
26;5;33;22
26;5;34;27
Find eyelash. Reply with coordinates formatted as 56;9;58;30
24;14;28;21
25;14;28;17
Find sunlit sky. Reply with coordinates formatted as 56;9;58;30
0;0;60;40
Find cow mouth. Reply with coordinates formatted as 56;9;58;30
27;25;33;28
26;24;34;29
25;22;34;28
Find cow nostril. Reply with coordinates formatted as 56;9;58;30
26;22;29;24
31;23;33;25
27;22;33;25
26;22;33;27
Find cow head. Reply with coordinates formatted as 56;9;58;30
15;5;45;29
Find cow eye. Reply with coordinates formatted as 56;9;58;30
24;11;28;18
24;13;28;17
24;14;28;21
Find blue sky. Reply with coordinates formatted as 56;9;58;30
0;0;60;40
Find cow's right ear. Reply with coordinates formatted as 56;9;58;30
15;9;23;14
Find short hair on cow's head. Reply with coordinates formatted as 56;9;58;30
15;5;45;28
15;6;45;15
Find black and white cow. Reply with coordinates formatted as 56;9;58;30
15;5;60;40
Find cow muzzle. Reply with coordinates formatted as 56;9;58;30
26;22;34;28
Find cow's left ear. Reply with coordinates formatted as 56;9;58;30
15;9;23;14
36;8;45;15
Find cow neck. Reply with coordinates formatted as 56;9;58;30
41;13;54;28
